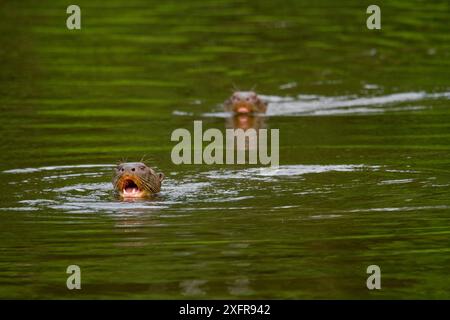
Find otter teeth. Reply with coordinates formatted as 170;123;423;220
123;187;139;195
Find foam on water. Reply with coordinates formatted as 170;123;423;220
0;163;422;215
348;205;449;213
3;164;115;174
1;164;218;213
173;91;450;118
263;91;450;116
204;164;378;181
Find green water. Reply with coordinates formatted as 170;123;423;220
0;0;449;299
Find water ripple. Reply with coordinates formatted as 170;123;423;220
174;91;450;118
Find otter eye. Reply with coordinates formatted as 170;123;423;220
140;166;146;170
120;168;124;172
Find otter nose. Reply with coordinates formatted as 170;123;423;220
122;165;137;173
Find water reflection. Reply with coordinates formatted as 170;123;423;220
180;279;208;296
228;278;254;296
225;114;267;153
226;114;267;131
111;199;163;231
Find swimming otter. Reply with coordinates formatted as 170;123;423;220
113;162;164;198
224;91;268;114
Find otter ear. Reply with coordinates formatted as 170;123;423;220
158;173;165;182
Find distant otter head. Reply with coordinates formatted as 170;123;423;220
112;162;164;198
224;91;268;114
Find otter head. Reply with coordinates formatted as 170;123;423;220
226;91;267;114
112;162;164;198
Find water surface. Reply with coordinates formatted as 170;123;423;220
0;0;449;299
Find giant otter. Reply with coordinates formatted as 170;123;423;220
224;91;268;114
113;162;164;198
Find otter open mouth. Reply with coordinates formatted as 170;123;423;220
234;102;253;114
122;178;142;197
237;107;251;114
